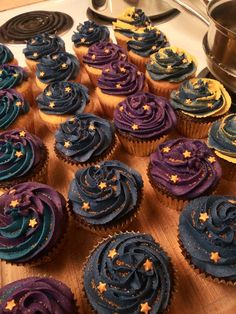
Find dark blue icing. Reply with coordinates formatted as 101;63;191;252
179;195;236;281
0;44;14;65
68;160;143;225
84;232;173;313
36;81;89;115
0;65;28;89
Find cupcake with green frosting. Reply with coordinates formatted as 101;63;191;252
0;44;18;66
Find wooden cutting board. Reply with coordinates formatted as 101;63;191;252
0;0;46;12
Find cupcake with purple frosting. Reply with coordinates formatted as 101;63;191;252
148;138;222;210
114;92;176;156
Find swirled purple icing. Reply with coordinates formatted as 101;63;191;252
114;92;176;139
149;138;221;199
98;61;145;96
83;41;127;69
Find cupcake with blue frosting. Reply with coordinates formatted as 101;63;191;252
0;44;18;66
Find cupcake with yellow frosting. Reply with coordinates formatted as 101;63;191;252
170;78;231;138
146;46;197;98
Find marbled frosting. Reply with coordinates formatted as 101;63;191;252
149;138;221;199
98;61;144;95
0;277;77;313
146;47;197;82
83;41;127;69
72;20;110;47
23;33;65;61
36;81;89;115
0;89;29;129
84;232;173;313
68;160;143;225
170;78;231;118
114;92;176;139
0;65;28;89
0;44;14;65
179;195;236;281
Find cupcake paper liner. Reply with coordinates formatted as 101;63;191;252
114;32;129;51
216;156;236;181
84;64;102;87
128;51;148;73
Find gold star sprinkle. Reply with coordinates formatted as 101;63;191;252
207;103;214;109
97;282;107;294
52;55;58;60
121;54;126;58
199;212;209;222
104;48;110;54
31;39;36;44
119;106;124;112
16;101;22;107
182;58;188;63
13;73;18;77
120;67;126;73
152;45;157;50
10;200;19;208
82;202;90;211
137;71;141;75
88;124;96;131
49;101;55;108
104;68;110;73
132;124;139;130
140;302;151;314
92;54;96;60
29;218;37;228
5;299;16;311
167;65;172;71
210;252;220;263
108;248;118;259
116;84;121;88
46;91;52;96
65;86;71;93
208;156;216;163
162;147;170;153
185;99;191;104
89;27;94;31
183;150;191;158
80;38;86;43
0;70;3;75
143;259;153;272
33;52;38;57
19;131;26;137
170;175;179;184
98;182;107;190
138;37;142;41
64;141;71;148
143;105;150;111
70;117;76;122
15;151;23;158
61;63;68;69
39;71;45;77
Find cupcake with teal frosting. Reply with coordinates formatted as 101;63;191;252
0;182;68;265
0;44;18;66
208;114;236;181
170;78;231;138
146;46;197;98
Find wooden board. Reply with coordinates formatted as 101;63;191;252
1;72;236;314
0;0;46;12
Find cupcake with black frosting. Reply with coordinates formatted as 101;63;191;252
0;182;68;265
36;81;89;132
55;113;118;169
179;195;236;284
0;277;78;313
83;232;174;313
0;44;18;66
68;160;143;234
114;92;176;156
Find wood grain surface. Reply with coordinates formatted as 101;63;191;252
1;72;236;314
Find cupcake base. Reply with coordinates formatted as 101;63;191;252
73;45;89;65
128;50;149;72
25;58;38;74
84;64;102;87
215;153;236;182
114;31;130;51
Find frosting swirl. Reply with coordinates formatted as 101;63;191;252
179;195;236;281
149;138;221;199
55;113;114;163
0;44;14;65
68;160;143;225
23;33;65;61
84;232;173;313
98;61;145;96
0;129;44;182
36;52;80;84
114;92;176;139
0;65;28;89
36;81;89;115
146;46;197;82
72;20;110;47
83;41;127;69
0;89;29;129
0;277;77;313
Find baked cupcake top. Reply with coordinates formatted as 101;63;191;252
68;160;143;226
146;46;197;82
0;182;67;263
0;277;77;313
114;92;176;139
55;113;115;163
84;232;173;313
23;33;65;61
0;65;28;89
36;52;80;84
149;138;221;199
98;61;145;96
36;81;89;115
72;20;110;47
0;44;14;65
179;195;236;281
83;41;127;69
0;129;45;182
0;89;29;130
127;27;169;57
208;114;236;163
170;78;231;118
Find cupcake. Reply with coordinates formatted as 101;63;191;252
0;182;68;265
0;44;18;66
170;78;231;138
0;129;48;192
96;61;148;119
83;41;127;86
146;46;197;98
148;138;222;211
114;92;177;156
208;114;236;181
23;33;65;73
55;113;118;169
179;195;236;284
68;160;143;234
72;20;110;64
36;81;89;132
127;26;169;72
113;7;151;50
0;277;78;313
83;232;175;313
0;89;34;133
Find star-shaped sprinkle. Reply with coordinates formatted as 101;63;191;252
104;68;110;72
65;86;71;93
33;52;38;57
152;45;157;50
0;70;3;75
98;182;107;189
104;48;110;54
183;150;191;158
199;212;209;222
185;99;191;104
52;55;58;60
138;37;142;41
137;71;141;75
121;54;126;58
61;63;68;69
97;282;107;293
143;104;150;111
207;103;214;108
46;91;52;96
88;27;94;31
64;141;71;148
13;73;18;77
70;117;76;122
182;58;188;63
80;38;86;43
29;218;37;228
31;39;36;44
170;175;179;184
15;101;22;107
119;106;124;112
88;124;96;131
49;101;55;108
5;299;16;311
92;54;96;60
132;124;139;130
120;67;126;73
210;252;220;263
10;200;19;208
208;156;216;163
143;259;153;272
116;84;121;88
82;202;90;211
108;248;118;259
162;147;170;153
39;71;45;77
167;65;172;71
140;302;151;314
15;151;23;158
19;131;26;137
